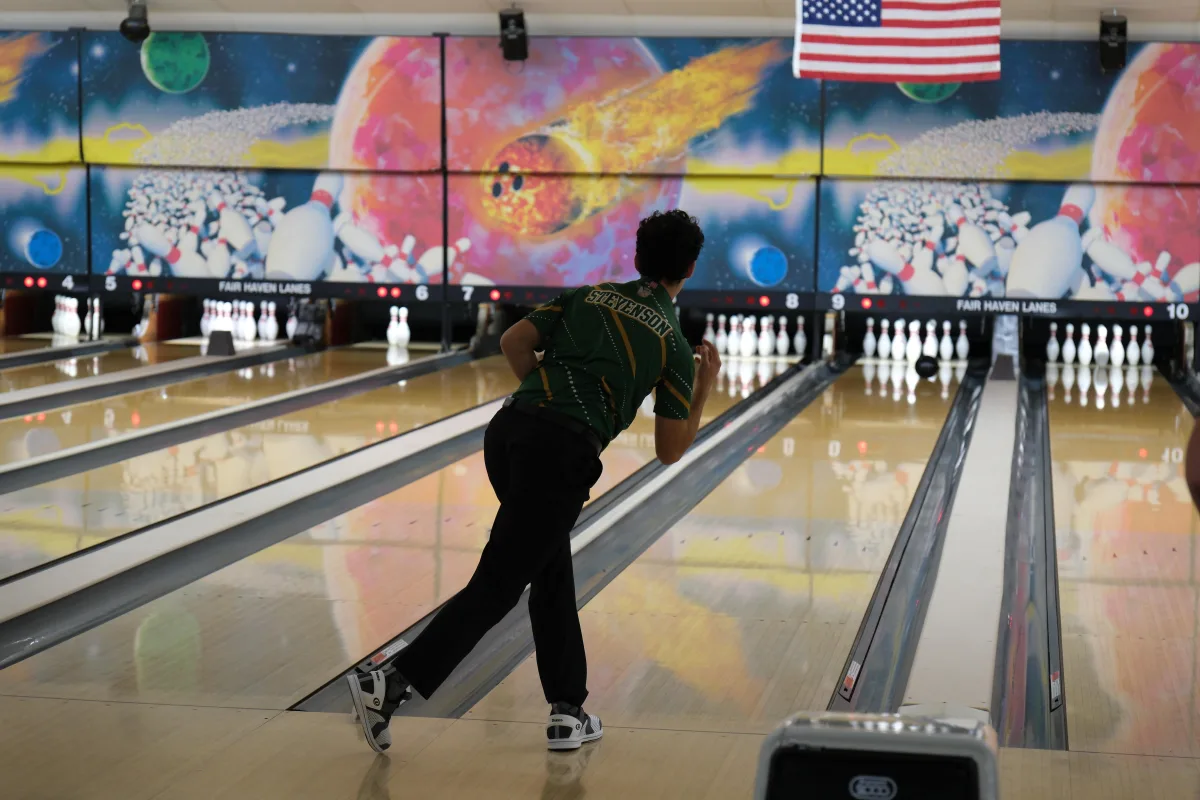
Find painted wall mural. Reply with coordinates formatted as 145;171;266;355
448;174;816;292
445;37;821;177
824;41;1200;186
819;179;1200;303
0;31;80;163
91;167;443;284
81;32;441;171
0;166;88;275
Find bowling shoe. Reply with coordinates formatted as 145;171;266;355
547;703;603;751
347;668;412;753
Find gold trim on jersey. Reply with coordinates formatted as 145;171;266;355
607;309;637;374
661;378;690;412
538;365;553;401
585;288;673;339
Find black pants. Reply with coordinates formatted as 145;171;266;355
392;405;603;708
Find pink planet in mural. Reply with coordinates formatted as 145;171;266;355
1092;43;1200;284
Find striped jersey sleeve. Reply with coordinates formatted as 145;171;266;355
653;331;695;421
523;289;575;339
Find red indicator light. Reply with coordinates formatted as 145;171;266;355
758;295;770;307
376;287;387;298
22;276;33;288
490;289;501;302
390;287;401;298
857;441;868;454
131;279;143;291
1143;306;1154;317
860;297;873;310
36;277;47;288
1138;448;1148;459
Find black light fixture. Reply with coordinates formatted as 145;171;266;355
120;0;151;44
1099;10;1127;72
500;7;528;63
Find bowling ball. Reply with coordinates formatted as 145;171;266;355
1092;43;1200;290
896;82;960;103
24;229;62;269
915;355;938;380
139;32;210;94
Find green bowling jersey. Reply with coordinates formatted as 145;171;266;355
512;278;695;444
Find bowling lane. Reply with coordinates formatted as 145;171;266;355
1047;364;1200;758
0;346;388;456
466;364;958;735
0;355;514;582
0;342;199;395
0;337;60;358
0;359;769;709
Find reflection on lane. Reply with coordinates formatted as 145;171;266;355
0;343;197;395
1049;367;1199;757
0;356;516;581
465;364;959;734
0;359;768;710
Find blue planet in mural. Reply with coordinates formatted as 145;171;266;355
730;234;788;288
25;229;62;268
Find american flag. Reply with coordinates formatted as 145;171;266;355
793;0;1001;83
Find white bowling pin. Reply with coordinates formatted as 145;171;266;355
740;317;756;358
1110;325;1124;368
286;308;299;339
266;302;279;340
878;320;892;360
1007;184;1094;298
52;295;61;334
1062;323;1077;365
397;306;411;347
82;300;92;339
1094;324;1109;368
939;321;953;362
1125;325;1140;366
1141;325;1154;364
905;320;922;364
1046;322;1060;362
333;212;386;263
703;313;716;344
135;224;210;278
715;314;728;355
793;317;806;359
863;317;877;359
922;320;937;358
891;318;907;362
776;316;789;356
65;298;81;337
200;299;212;339
757;318;774;357
257;301;268;339
265;173;344;281
1078;323;1093;367
955;320;969;361
386;306;400;346
867;240;947;296
243;301;257;342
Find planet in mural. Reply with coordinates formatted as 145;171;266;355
896;82;961;103
139;32;211;94
1091;43;1200;286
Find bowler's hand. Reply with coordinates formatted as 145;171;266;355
694;340;721;391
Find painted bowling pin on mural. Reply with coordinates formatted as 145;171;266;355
1006;184;1094;299
266;172;343;281
866;240;947;296
135;224;210;278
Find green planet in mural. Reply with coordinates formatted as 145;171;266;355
896;82;961;103
140;32;211;94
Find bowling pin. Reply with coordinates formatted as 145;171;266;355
207;237;231;279
243;301;257;342
266;302;280;340
703;313;716;344
1046;322;1060;363
891;318;906;363
387;306;400;346
1062;323;1077;365
83;299;92;339
863;318;877;359
135;224;210;278
1078;323;1093;367
266;173;343;281
922;320;937;358
1110;325;1124;368
1125;325;1140;366
757;317;774;358
1094;324;1109;368
397;306;411;348
793;317;806;360
334;212;386;263
286;307;299;339
776;316;789;356
715;314;728;355
878;319;891;360
65;298;80;337
939;321;953;362
905;320;922;364
740;317;756;358
257;301;268;340
200;299;212;339
1007;184;1094;299
955;320;969;361
867;240;947;296
1141;325;1154;364
207;192;255;255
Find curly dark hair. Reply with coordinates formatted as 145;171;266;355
635;209;705;284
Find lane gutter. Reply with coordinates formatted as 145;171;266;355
827;362;987;714
294;355;850;716
0;341;313;420
0;337;138;371
0;347;472;495
990;370;1068;749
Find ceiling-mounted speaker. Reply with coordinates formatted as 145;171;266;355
1100;13;1127;72
500;8;528;62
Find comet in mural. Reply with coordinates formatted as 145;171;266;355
0;33;54;106
480;40;786;237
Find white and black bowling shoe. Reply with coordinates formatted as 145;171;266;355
347;669;411;754
546;703;603;751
